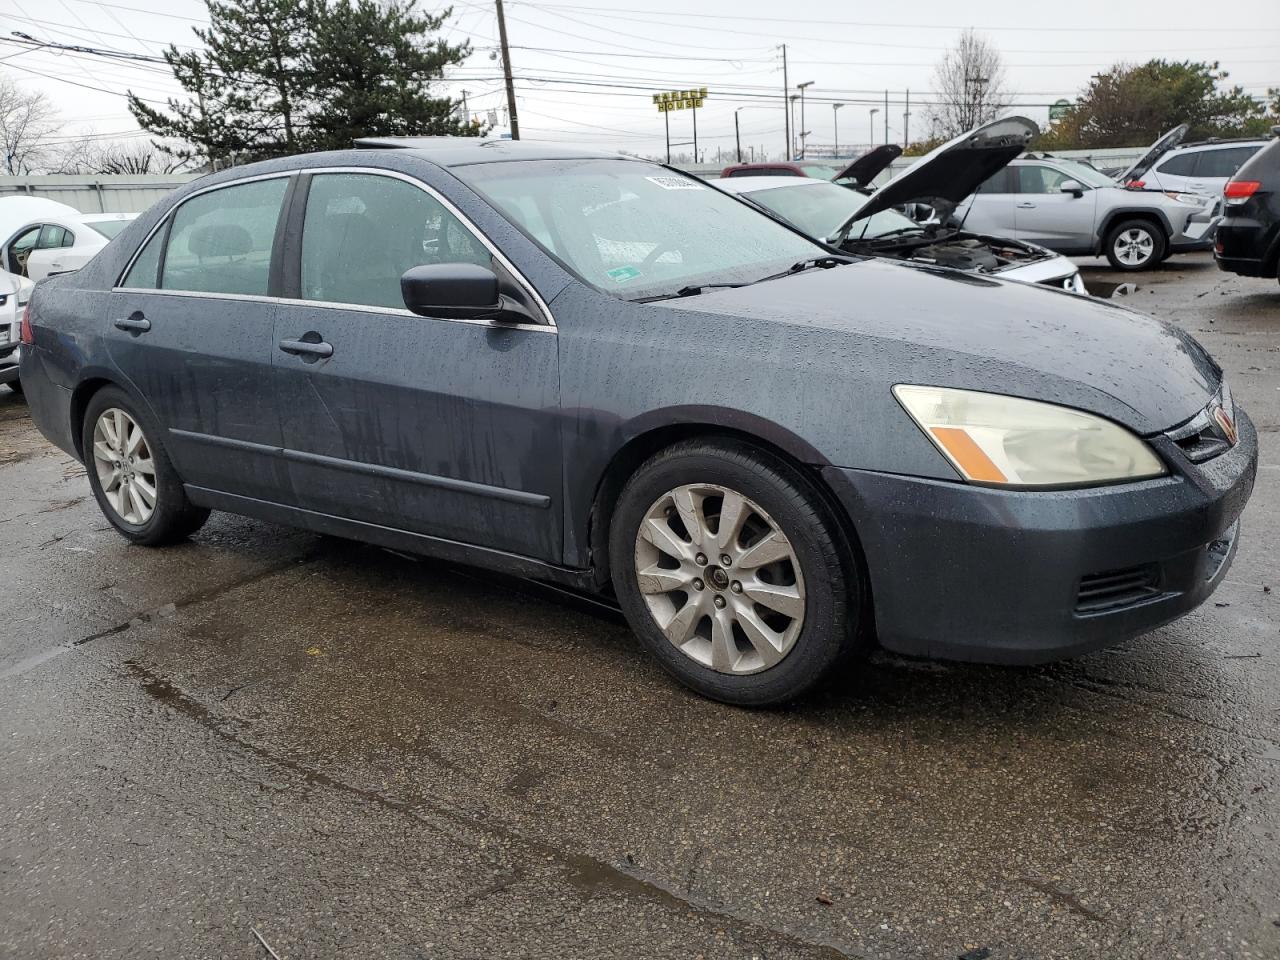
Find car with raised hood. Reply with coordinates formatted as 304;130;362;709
717;121;1086;294
1214;130;1280;284
960;124;1219;271
19;140;1256;706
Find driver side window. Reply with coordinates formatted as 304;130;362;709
1016;165;1073;194
8;225;41;275
299;173;493;310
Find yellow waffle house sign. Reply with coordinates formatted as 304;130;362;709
654;88;708;112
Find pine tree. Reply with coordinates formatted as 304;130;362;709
129;0;475;166
306;0;478;152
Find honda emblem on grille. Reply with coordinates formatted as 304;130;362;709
1211;404;1238;446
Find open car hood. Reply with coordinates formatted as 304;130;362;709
846;116;1038;226
833;144;903;186
1116;124;1189;185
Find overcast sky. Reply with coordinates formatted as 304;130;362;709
3;0;1279;163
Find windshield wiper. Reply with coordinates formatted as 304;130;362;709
859;226;927;242
631;281;749;303
749;254;856;285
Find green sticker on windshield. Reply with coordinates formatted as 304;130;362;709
607;265;642;284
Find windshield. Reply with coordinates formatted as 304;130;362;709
744;182;921;243
459;159;825;300
799;165;837;180
1044;160;1115;189
86;219;133;239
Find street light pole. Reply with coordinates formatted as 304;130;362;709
797;81;813;159
869;108;879;148
494;0;519;139
789;95;800;159
832;103;844;158
734;107;743;162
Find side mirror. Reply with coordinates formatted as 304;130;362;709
1059;180;1085;197
401;263;501;319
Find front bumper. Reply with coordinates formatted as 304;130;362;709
822;408;1257;664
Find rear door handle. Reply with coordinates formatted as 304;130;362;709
113;315;151;333
279;338;334;359
1016;202;1037;209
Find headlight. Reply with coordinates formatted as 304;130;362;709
1164;191;1208;206
1068;273;1087;295
894;385;1166;488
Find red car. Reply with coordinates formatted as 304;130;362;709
720;162;838;179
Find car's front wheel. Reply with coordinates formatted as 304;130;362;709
82;386;210;545
1105;219;1166;271
7;379;22;396
609;439;864;706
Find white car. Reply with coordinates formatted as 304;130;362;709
1117;124;1269;198
1;196;84;280
0;271;33;394
18;212;137;282
717;118;1087;293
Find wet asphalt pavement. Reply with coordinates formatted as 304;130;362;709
1;252;1278;960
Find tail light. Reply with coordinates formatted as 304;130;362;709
1224;180;1261;205
19;303;33;346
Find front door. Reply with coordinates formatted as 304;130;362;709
1012;164;1098;251
105;176;293;502
273;171;562;562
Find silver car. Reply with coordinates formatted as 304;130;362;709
959;152;1217;272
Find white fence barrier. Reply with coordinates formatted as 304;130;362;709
0;175;198;214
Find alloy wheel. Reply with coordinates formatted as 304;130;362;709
633;483;806;675
91;407;157;525
1115;227;1155;266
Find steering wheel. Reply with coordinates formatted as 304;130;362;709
640;241;681;270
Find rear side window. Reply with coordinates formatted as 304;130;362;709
160;178;288;295
299;173;491;310
37;225;72;249
1157;152;1198;177
1195;146;1261;179
976;169;1014;193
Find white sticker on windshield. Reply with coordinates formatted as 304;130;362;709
646;175;704;190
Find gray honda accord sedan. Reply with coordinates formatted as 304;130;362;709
19;140;1256;705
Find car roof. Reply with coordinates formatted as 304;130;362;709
350;137;626;166
1170;138;1270;152
79;212;138;222
715;176;828;194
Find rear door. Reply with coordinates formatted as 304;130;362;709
105;175;293;502
1147;150;1200;193
1186;146;1264;198
272;170;562;562
1012;164;1098;251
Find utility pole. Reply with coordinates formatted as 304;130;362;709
903;89;910;148
869;108;879;148
779;44;790;161
692;101;699;163
664;109;670;163
789;96;800;159
495;0;519;139
797;81;813;159
832;102;844;158
460;89;469;125
734;107;744;163
884;89;889;145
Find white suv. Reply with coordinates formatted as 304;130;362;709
1127;139;1268;197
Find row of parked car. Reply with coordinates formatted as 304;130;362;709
717;119;1277;282
13;125;1265;704
0;198;137;393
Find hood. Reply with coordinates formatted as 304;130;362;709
833;145;903;186
1116;123;1189;185
666;258;1218;434
848;116;1038;225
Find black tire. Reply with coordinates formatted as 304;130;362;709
1104;218;1166;271
609;438;864;706
81;385;210;546
7;379;22;396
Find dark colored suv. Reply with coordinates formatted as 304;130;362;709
1215;133;1280;284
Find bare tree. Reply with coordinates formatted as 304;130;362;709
926;29;1012;138
90;140;193;174
0;76;62;174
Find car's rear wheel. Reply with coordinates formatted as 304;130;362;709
1104;219;1166;271
609;439;863;706
82;386;210;545
7;380;22;396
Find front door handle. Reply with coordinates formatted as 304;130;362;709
113;314;151;334
279;337;334;359
1016;202;1037;209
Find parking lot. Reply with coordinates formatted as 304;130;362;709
0;252;1277;960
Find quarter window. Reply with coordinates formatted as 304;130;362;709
121;226;165;288
37;224;73;249
299;173;492;310
160;178;288;295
